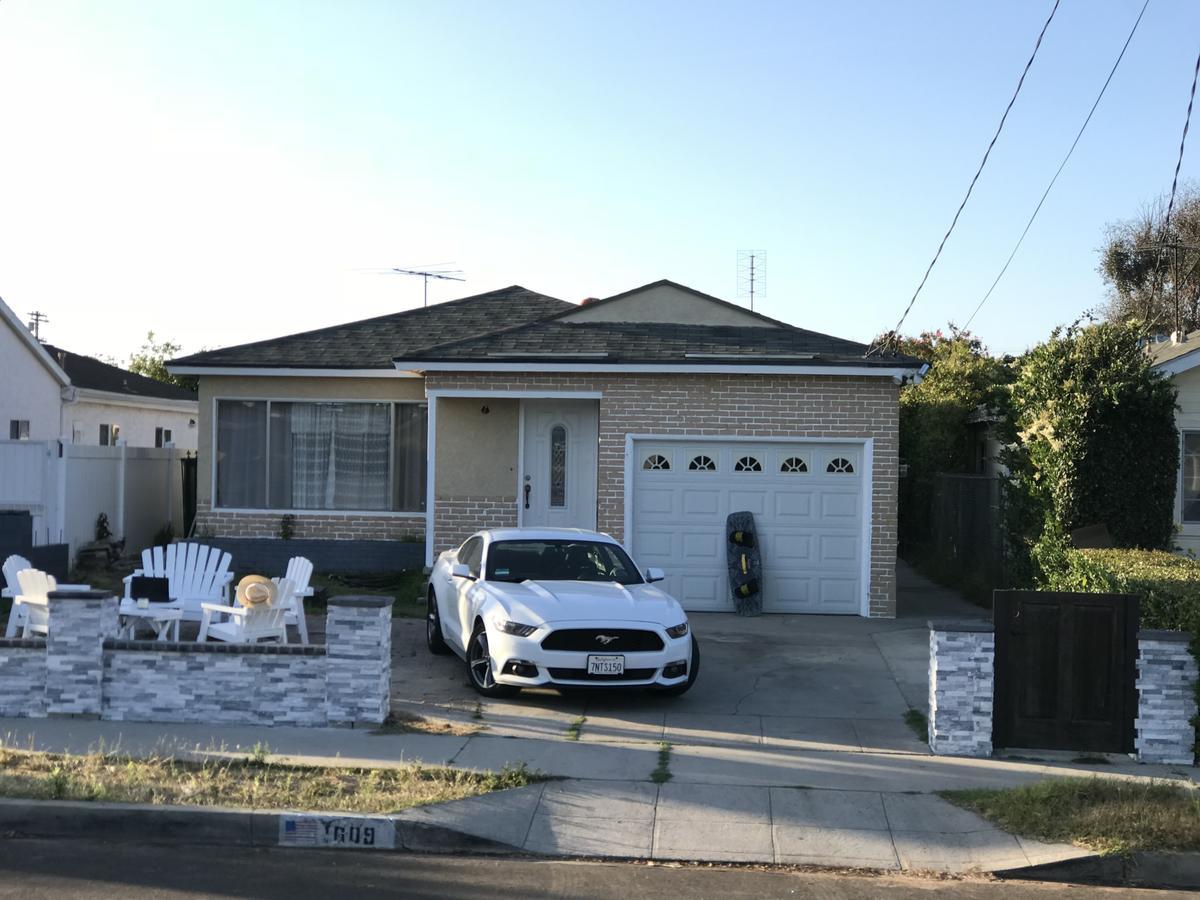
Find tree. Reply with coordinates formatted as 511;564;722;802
892;327;1010;550
1001;320;1178;579
127;332;197;392
1101;183;1200;334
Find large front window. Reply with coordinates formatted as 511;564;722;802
1184;433;1200;523
215;400;427;511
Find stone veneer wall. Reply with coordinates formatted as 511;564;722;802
427;372;900;617
927;621;995;757
0;591;391;728
1135;630;1198;765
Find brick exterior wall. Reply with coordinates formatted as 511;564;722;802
194;502;425;542
428;372;900;616
433;496;518;553
0;640;47;717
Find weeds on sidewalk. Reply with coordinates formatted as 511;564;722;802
565;716;586;742
942;777;1200;854
371;711;482;737
902;709;928;742
0;746;543;815
651;742;672;784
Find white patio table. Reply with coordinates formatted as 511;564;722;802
118;598;183;642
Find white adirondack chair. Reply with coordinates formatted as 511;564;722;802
123;543;234;622
275;556;314;645
14;569;53;638
3;554;31;638
198;577;293;645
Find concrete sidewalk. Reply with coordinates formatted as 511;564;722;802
399;779;1094;872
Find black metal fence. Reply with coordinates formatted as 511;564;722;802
930;473;1003;587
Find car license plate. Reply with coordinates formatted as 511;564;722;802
587;654;625;675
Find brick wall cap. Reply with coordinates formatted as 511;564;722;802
928;619;994;633
328;595;392;609
1138;629;1194;644
0;637;46;649
48;590;114;601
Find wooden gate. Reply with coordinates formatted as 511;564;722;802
993;590;1138;753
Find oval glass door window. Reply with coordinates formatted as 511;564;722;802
550;425;567;507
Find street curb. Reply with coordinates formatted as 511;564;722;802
0;798;523;856
995;850;1200;890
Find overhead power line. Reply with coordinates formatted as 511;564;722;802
870;0;1061;354
1145;39;1200;333
963;0;1151;331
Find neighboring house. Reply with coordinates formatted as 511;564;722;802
168;281;923;617
0;297;198;449
1150;331;1200;554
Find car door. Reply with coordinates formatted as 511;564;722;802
455;537;484;644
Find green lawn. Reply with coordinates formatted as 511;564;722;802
942;777;1200;855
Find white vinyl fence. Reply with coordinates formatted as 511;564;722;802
0;440;184;559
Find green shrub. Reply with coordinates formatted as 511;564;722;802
1041;547;1200;633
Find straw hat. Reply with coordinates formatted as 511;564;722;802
235;575;278;608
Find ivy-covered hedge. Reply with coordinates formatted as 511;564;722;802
1041;547;1199;759
1042;548;1200;633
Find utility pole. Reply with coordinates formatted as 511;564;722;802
27;311;48;340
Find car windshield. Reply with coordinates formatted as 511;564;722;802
485;540;644;585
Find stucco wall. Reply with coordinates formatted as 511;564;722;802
562;284;775;327
435;397;518;498
1172;366;1200;555
0;322;63;441
66;399;197;450
427;371;901;617
196;374;425;506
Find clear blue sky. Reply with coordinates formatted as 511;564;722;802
1;0;1198;359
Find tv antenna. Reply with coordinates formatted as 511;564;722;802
737;250;766;311
385;264;465;307
27;311;49;340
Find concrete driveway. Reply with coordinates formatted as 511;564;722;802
389;562;986;756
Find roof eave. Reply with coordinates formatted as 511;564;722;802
391;359;922;377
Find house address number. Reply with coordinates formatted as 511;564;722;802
279;814;397;849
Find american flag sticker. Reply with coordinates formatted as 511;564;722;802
279;815;396;849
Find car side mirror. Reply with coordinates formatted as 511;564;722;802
645;567;665;583
450;563;474;580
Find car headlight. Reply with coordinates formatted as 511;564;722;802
666;622;689;639
492;618;538;637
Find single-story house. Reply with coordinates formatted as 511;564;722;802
1150;331;1200;554
0;297;199;449
168;281;923;617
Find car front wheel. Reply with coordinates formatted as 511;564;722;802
466;623;518;698
426;589;450;655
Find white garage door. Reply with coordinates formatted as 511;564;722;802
630;440;867;614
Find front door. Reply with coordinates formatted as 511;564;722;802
522;400;598;529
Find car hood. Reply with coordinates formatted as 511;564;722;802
482;580;684;626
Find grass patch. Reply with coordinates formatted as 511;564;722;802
565;716;586;742
0;746;539;815
903;708;928;742
371;711;482;737
308;570;427;618
650;742;672;784
942;777;1200;855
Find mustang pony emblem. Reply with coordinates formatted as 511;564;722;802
595;634;620;645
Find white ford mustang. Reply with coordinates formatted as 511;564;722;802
427;528;699;697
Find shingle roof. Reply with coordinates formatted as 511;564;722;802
395;319;919;368
1148;331;1200;367
168;286;574;369
43;345;198;402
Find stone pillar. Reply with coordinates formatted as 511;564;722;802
45;590;119;717
928;620;994;757
1135;630;1198;765
325;595;392;726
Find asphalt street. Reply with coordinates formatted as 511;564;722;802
0;839;1186;899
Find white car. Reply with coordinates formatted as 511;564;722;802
426;528;699;698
